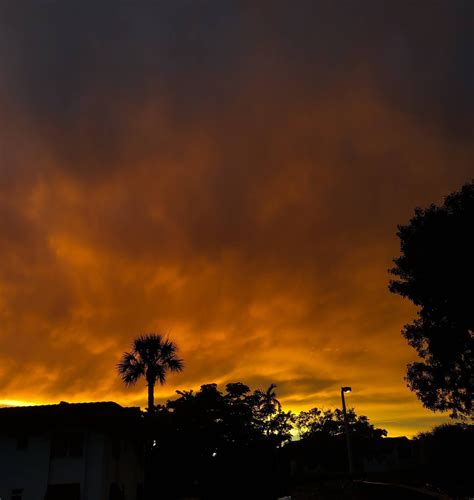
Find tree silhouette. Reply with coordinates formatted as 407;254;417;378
414;423;474;496
145;382;292;499
295;407;386;440
389;181;474;419
117;333;183;411
249;384;294;447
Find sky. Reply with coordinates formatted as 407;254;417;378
0;1;473;437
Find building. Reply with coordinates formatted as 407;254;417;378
0;401;144;500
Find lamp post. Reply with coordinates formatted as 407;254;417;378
341;386;354;475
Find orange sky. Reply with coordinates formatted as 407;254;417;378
0;1;473;436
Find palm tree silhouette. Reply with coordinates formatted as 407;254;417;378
118;333;184;411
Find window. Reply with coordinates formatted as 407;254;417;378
11;489;23;500
51;432;83;458
16;436;28;450
109;483;125;500
112;439;121;459
68;433;83;457
45;484;80;500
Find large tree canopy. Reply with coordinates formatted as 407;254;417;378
159;382;294;450
389;181;474;419
294;407;387;440
145;382;294;498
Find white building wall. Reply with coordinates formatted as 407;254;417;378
0;431;142;500
48;431;107;500
103;436;143;500
119;440;143;500
84;431;107;500
0;434;50;500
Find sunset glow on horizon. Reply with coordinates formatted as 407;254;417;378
0;1;472;438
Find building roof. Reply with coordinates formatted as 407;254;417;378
0;401;142;435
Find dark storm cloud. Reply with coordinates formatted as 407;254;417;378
1;1;472;163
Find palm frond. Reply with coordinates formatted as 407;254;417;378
156;365;166;385
117;351;145;386
166;356;184;373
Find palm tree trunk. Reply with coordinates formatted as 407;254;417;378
147;382;154;412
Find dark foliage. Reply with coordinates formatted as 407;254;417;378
413;424;474;496
290;407;387;477
144;382;293;499
389;181;474;419
295;407;387;440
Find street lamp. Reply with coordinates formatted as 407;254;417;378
341;386;354;475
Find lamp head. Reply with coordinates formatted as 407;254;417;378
341;386;352;393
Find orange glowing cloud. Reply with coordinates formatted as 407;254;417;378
0;1;472;437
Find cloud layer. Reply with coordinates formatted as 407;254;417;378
0;1;472;435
